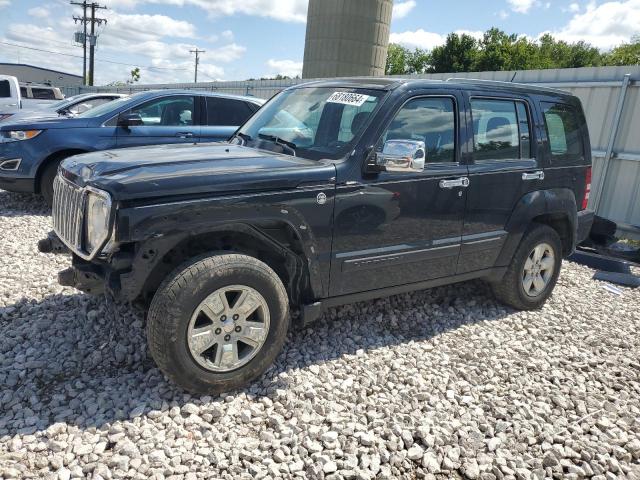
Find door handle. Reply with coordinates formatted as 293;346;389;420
176;132;194;139
439;177;470;189
522;170;545;181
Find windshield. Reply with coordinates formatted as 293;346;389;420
234;87;385;160
76;95;132;118
54;94;88;110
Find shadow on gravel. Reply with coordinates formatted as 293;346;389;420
0;280;509;437
0;190;50;217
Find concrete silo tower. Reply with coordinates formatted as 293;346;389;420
302;0;394;79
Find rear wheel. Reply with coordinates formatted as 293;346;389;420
147;253;290;394
491;224;563;310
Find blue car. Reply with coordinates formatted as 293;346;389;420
0;89;264;204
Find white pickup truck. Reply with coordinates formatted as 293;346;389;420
0;74;64;121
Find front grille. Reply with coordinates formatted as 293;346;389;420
52;174;86;253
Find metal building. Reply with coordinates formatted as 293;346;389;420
302;0;393;79
0;63;83;87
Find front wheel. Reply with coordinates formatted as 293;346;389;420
147;253;290;394
491;224;563;310
40;159;63;206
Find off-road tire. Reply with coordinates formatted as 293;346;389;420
491;224;563;310
147;253;290;394
40;158;63;207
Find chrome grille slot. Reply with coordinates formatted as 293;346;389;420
52;175;86;253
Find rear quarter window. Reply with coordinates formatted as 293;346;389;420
206;97;254;126
541;101;585;164
31;88;57;100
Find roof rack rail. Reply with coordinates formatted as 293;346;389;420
445;77;568;94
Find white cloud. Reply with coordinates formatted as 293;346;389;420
266;59;302;78
507;0;537;13
568;2;580;11
0;4;246;86
103;0;308;22
103;12;197;41
0;0;10;7
551;0;640;49
390;29;484;50
28;6;50;18
392;0;640;53
393;0;416;19
498;9;510;19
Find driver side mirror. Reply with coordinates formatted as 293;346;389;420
367;139;426;173
118;113;144;128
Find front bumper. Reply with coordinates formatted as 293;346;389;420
39;231;134;299
0;175;36;193
576;209;595;245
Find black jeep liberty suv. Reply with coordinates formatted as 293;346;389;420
40;78;595;393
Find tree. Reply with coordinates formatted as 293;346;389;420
604;36;640;66
430;33;478;73
385;28;640;75
129;67;141;84
385;43;431;75
385;43;410;75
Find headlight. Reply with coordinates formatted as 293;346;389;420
85;187;112;254
2;130;43;141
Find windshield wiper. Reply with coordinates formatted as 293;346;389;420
258;133;297;151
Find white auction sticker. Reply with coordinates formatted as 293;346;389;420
326;91;370;107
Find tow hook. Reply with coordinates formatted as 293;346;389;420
38;232;69;255
58;267;75;287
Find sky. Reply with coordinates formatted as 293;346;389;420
0;0;638;85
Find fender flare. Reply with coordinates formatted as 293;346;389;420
116;221;320;304
495;188;578;266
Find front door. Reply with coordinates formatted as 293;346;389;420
116;95;201;148
330;94;468;296
457;94;542;273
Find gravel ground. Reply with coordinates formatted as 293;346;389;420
0;189;639;480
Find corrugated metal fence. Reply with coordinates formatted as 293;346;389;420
63;66;640;229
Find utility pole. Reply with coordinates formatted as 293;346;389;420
190;48;205;83
71;1;107;86
71;1;88;85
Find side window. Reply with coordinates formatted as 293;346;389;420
20;86;28;97
31;88;56;100
129;96;195;126
206;97;253;126
380;97;456;163
471;99;532;161
541;102;584;163
0;80;11;98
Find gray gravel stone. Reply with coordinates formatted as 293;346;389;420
0;191;639;479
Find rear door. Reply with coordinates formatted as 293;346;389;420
201;96;257;143
116;94;201;148
457;92;542;273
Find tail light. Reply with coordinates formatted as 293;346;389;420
581;166;592;210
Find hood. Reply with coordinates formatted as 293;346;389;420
0;112;61;125
0;117;89;130
60;143;337;201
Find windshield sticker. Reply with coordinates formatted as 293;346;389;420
326;91;370;107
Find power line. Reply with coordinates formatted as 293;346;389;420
190;48;205;83
0;40;189;72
